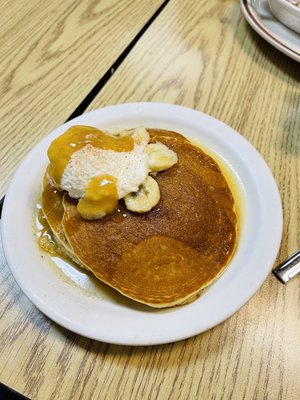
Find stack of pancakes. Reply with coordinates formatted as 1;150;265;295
41;129;237;308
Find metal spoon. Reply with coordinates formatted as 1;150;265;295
273;250;300;283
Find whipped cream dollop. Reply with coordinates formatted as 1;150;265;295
47;125;178;219
60;127;150;199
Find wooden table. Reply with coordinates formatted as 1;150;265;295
0;0;165;198
1;0;300;399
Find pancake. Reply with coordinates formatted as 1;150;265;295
42;129;237;308
41;173;85;265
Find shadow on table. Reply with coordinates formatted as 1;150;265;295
52;316;229;361
232;9;300;157
237;18;300;82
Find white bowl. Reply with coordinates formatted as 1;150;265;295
269;0;300;33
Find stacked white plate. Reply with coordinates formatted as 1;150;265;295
241;0;300;62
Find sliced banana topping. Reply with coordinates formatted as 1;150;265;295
131;127;150;146
145;142;178;172
124;175;160;213
108;127;136;137
107;127;150;147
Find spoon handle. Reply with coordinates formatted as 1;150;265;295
273;250;300;283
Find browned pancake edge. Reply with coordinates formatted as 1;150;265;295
58;129;237;307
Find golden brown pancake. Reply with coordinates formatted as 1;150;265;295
41;173;85;265
42;129;237;308
42;173;65;245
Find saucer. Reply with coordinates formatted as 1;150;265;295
241;0;300;62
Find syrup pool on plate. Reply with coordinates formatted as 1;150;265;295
33;202;150;310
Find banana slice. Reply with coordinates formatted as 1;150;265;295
124;175;160;213
131;127;150;146
109;128;136;137
145;142;178;172
108;127;150;147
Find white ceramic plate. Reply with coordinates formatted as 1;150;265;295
1;103;282;346
241;0;300;62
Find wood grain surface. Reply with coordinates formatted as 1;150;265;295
0;0;164;198
1;0;300;399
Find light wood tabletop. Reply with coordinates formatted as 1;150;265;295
1;0;300;399
0;0;164;199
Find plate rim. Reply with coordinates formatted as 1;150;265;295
1;102;283;345
240;0;300;62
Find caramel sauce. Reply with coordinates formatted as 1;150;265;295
113;206;129;222
77;174;119;220
36;206;58;255
191;137;243;235
47;125;134;187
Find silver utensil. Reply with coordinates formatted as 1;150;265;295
273;250;300;283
